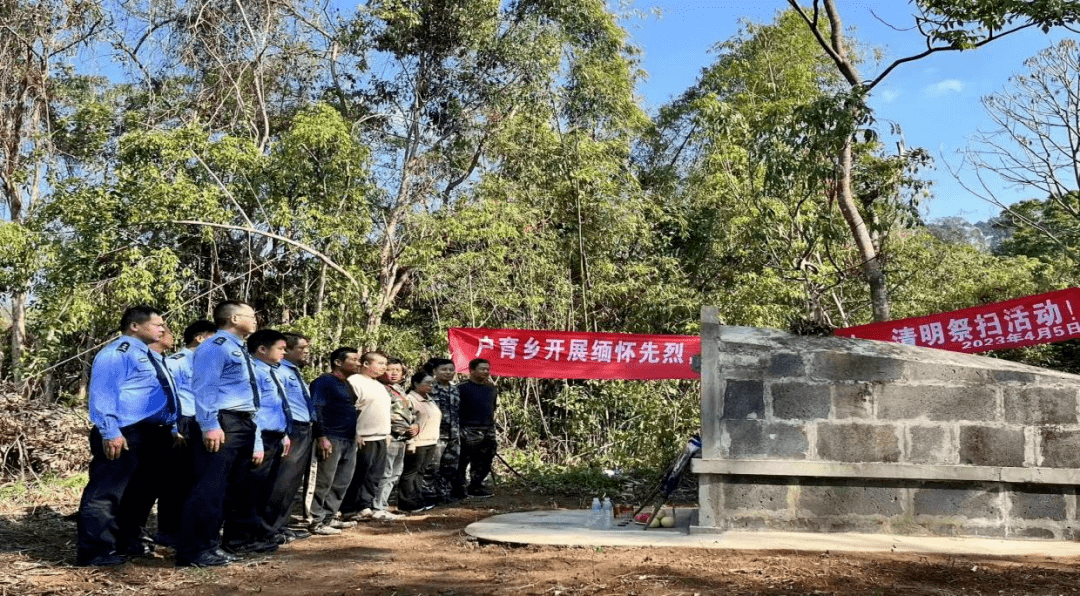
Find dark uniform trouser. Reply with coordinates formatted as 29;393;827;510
178;412;256;561
435;434;462;500
260;422;313;537
397;444;436;511
458;426;497;492
340;438;387;514
156;416;196;541
76;422;172;562
223;430;286;546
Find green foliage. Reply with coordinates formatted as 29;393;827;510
915;0;1080;45
993;195;1080;275
888;229;1057;319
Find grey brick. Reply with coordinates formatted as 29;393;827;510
799;483;905;517
1011;527;1056;539
723;380;764;420
1003;387;1078;425
993;370;1037;383
907;426;952;465
902;362;990;384
878;386;996;422
771;383;831;420
724;420;808;459
768;352;804;377
1040;428;1080;468
723;480;789;511
1009;487;1067;521
812;353;904;382
817;423;901;463
913;483;1000;518
833;384;873;419
958;426;1024;467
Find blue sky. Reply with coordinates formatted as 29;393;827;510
624;1;1073;223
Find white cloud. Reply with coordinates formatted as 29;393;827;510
926;79;964;97
879;89;900;103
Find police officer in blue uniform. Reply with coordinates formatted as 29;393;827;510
154;319;216;547
176;301;263;567
76;305;178;567
220;329;292;554
262;332;318;542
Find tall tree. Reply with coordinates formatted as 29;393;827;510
642;11;929;328
0;0;102;385
323;0;650;340
786;0;1080;322
961;39;1080;266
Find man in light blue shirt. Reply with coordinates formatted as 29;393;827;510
262;332;319;543
154;319;216;548
177;301;263;567
221;329;292;554
76;305;177;567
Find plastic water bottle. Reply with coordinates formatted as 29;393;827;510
588;497;602;529
601;497;613;529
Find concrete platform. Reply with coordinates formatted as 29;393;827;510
465;509;1080;557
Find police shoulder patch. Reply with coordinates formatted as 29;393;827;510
168;352;186;361
213;337;227;345
117;341;130;353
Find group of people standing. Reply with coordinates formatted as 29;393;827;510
75;301;499;568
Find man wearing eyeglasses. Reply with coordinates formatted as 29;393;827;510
176;301;264;567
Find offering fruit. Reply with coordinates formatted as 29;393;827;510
660;516;675;528
634;512;651;523
649;516;662;528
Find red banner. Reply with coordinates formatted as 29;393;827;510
834;288;1080;353
448;327;701;380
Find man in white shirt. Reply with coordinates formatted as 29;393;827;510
340;351;401;521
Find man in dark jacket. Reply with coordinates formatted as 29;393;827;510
456;358;497;498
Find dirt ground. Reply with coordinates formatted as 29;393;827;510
4;487;1080;596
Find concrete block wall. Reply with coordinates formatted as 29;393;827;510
694;322;1080;540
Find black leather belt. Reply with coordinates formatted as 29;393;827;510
220;410;255;420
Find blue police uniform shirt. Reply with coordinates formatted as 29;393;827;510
279;359;315;424
89;336;176;440
192;329;258;432
252;360;290;452
165;347;197;417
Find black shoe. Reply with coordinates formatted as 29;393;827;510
176;551;231;568
76;553;128;567
468;486;493;498
213;548;240;562
270;533;290;545
222;540;278;555
285;528;311;540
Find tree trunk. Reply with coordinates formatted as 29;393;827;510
315;261;327;315
10;288;27;386
789;0;892;322
77;333;91;401
836;138;890;321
